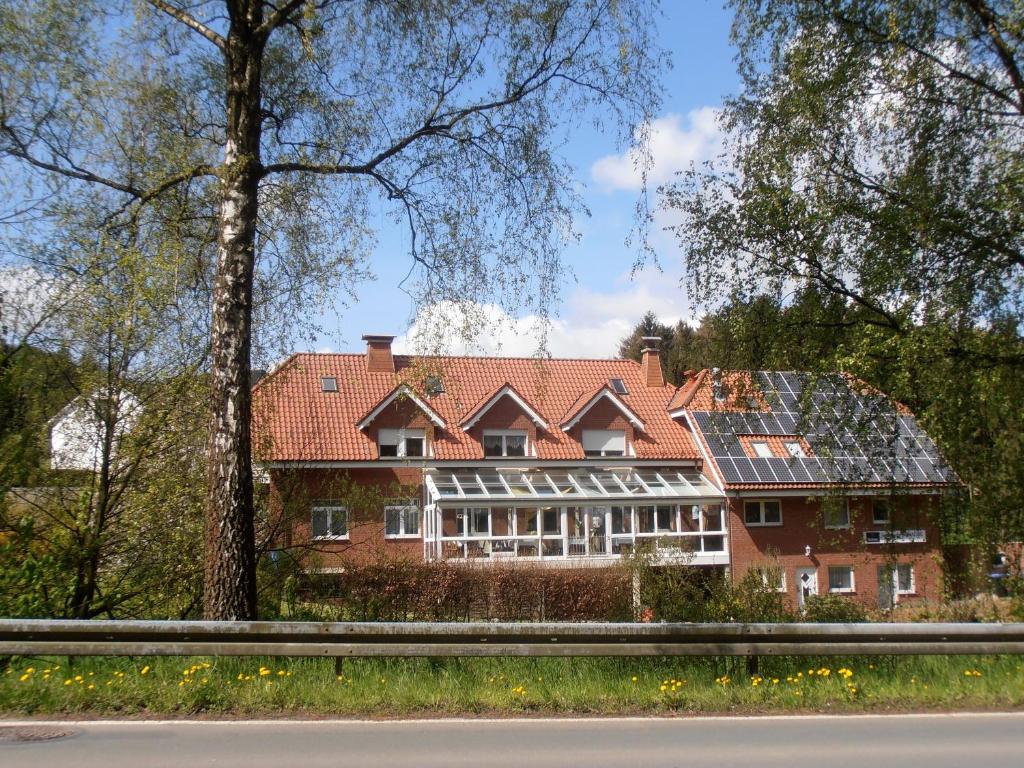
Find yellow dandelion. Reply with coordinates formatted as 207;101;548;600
64;679;72;686
631;676;638;683
141;666;150;675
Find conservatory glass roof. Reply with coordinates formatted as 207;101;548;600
425;467;724;505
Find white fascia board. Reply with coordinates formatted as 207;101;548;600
459;386;547;430
356;385;446;430
561;390;645;432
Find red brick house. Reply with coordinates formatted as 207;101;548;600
254;336;956;609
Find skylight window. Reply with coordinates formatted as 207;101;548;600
751;441;773;459
784;441;806;458
609;378;629;395
424;375;445;395
320;376;338;393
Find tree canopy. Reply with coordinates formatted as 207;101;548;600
1;0;665;617
661;0;1024;546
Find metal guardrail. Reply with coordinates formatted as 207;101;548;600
1;620;1024;657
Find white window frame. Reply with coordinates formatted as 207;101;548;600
582;429;627;457
482;430;529;458
872;499;891;525
384;504;420;539
824;499;851;530
311;504;348;540
634;504;679;535
893;563;915;595
743;499;783;527
784;441;806;458
751;441;774;459
828;565;856;594
460;507;491;537
378;427;427;458
753;566;787;592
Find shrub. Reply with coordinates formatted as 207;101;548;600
801;593;869;623
294;557;633;622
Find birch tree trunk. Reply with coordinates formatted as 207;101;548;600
204;0;263;620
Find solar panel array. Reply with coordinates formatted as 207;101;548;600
691;372;955;486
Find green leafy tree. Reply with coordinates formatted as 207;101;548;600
1;0;665;618
663;0;1024;548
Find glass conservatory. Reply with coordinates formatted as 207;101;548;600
422;467;728;566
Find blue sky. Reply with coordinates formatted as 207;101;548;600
310;2;742;358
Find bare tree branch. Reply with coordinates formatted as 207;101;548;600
145;0;227;52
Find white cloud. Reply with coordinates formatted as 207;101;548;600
591;108;724;192
0;266;60;341
394;266;698;359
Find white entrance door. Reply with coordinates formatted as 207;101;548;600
796;567;818;610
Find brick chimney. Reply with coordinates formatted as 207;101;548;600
640;336;664;388
362;334;395;373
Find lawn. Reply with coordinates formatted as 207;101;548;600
2;654;1023;717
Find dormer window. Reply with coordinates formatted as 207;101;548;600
483;430;527;457
378;428;426;458
320;376;338;392
582;429;626;457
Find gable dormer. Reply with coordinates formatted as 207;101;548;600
357;384;445;459
560;386;645;458
459;383;546;458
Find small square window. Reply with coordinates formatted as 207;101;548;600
744;500;782;526
385;505;420;538
828;566;855;593
582;430;626;457
311;505;347;539
784;441;806;458
872;500;891;525
895;564;914;594
824;500;851;529
752;566;786;592
424;375;445;395
752;441;773;459
378;428;426;458
482;431;528;458
320;376;338;392
609;378;629;395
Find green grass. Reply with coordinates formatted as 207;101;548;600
2;655;1023;717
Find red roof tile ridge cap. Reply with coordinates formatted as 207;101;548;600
283;350;645;364
251;352;302;394
670;369;708;410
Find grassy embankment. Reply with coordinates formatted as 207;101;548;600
2;654;1023;717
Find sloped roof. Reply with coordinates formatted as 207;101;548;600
253;353;700;462
685;371;956;488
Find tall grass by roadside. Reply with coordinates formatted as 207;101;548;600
2;654;1022;716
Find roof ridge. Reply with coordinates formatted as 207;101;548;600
289;351;643;364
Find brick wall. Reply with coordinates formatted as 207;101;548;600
728;493;944;609
271;466;425;567
564;397;635;455
466;394;538;455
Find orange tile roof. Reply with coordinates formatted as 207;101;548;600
253;353;700;462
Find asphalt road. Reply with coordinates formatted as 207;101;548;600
1;713;1021;767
